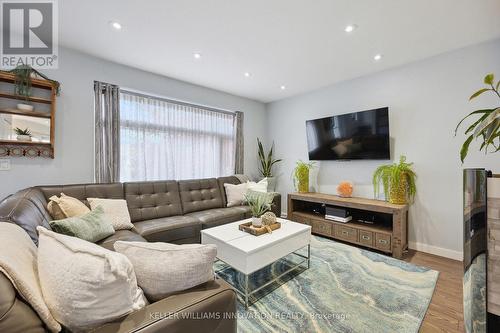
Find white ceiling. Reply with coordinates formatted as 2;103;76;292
59;0;500;103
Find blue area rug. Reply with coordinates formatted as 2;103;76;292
215;236;439;333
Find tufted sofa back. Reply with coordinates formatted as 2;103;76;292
178;178;224;214
37;183;124;207
124;181;183;222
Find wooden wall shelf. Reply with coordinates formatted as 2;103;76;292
288;192;408;258
0;71;57;158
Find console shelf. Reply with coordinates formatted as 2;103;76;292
288;192;408;258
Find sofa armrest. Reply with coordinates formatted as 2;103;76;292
270;192;281;217
91;278;237;333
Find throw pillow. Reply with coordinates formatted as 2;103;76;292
0;223;61;333
224;182;248;207
37;227;147;332
114;241;216;301
87;198;134;230
49;206;115;243
247;178;268;193
47;193;90;219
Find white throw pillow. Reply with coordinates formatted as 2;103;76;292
114;241;216;301
224;182;248;207
87;198;134;230
37;227;147;332
247;178;268;193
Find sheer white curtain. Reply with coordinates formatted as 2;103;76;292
119;92;236;182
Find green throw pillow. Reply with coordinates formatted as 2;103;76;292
49;206;115;243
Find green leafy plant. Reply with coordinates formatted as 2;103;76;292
14;127;32;136
257;138;282;177
292;160;315;193
455;73;499;162
1;65;61;99
245;191;273;217
373;155;417;204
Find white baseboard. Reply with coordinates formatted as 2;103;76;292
282;212;463;261
408;241;463;261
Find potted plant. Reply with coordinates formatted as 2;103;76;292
14;128;32;142
293;160;315;193
455;73;499;162
373;155;417;204
245;191;273;227
257;138;282;191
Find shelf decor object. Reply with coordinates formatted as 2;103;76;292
293;160;315;193
0;68;59;158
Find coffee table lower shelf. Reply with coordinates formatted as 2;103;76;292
214;244;311;308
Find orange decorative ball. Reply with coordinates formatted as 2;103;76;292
337;181;353;198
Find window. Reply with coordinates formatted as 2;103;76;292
119;91;237;182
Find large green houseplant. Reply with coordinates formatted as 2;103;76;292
373;156;417;204
257;138;282;191
455;73;499;162
293;160;315;193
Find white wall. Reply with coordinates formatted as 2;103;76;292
0;47;267;199
266;39;500;260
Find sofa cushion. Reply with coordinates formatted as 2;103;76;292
178;178;223;214
217;176;241;207
232;205;252;218
133;216;201;243
97;230;147;251
49;206;115;243
114;241;216;301
0;188;52;245
124;181;182;222
37;183;124;207
37;227;147;332
186;207;245;229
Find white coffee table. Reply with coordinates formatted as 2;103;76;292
201;218;312;307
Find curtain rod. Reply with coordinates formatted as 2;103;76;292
120;89;237;116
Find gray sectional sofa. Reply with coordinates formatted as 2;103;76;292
0;175;281;333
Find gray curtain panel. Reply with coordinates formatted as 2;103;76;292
234;111;244;174
94;81;120;183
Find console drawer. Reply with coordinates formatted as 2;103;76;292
375;233;392;252
335;225;358;242
312;220;332;236
359;230;374;247
293;214;311;226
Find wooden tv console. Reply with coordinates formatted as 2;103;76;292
287;192;408;258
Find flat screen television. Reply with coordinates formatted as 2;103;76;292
306;107;390;160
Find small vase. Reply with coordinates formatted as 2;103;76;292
16;135;32;142
252;216;262;227
267;176;277;192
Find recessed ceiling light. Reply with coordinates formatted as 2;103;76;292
193;53;202;59
374;54;383;61
109;21;122;30
280;85;286;90
344;24;357;33
244;72;251;77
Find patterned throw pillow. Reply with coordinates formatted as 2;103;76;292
87;198;134;230
49;206;115;243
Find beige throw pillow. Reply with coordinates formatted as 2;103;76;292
224;182;248;207
37;227;147;332
48;193;90;219
247;178;268;193
0;224;61;333
87;198;134;230
114;241;216;301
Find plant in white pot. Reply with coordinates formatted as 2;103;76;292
257;138;282;191
14;127;32;142
245;191;274;227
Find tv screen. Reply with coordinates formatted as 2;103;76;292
306;107;390;160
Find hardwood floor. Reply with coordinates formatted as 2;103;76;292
403;250;464;332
